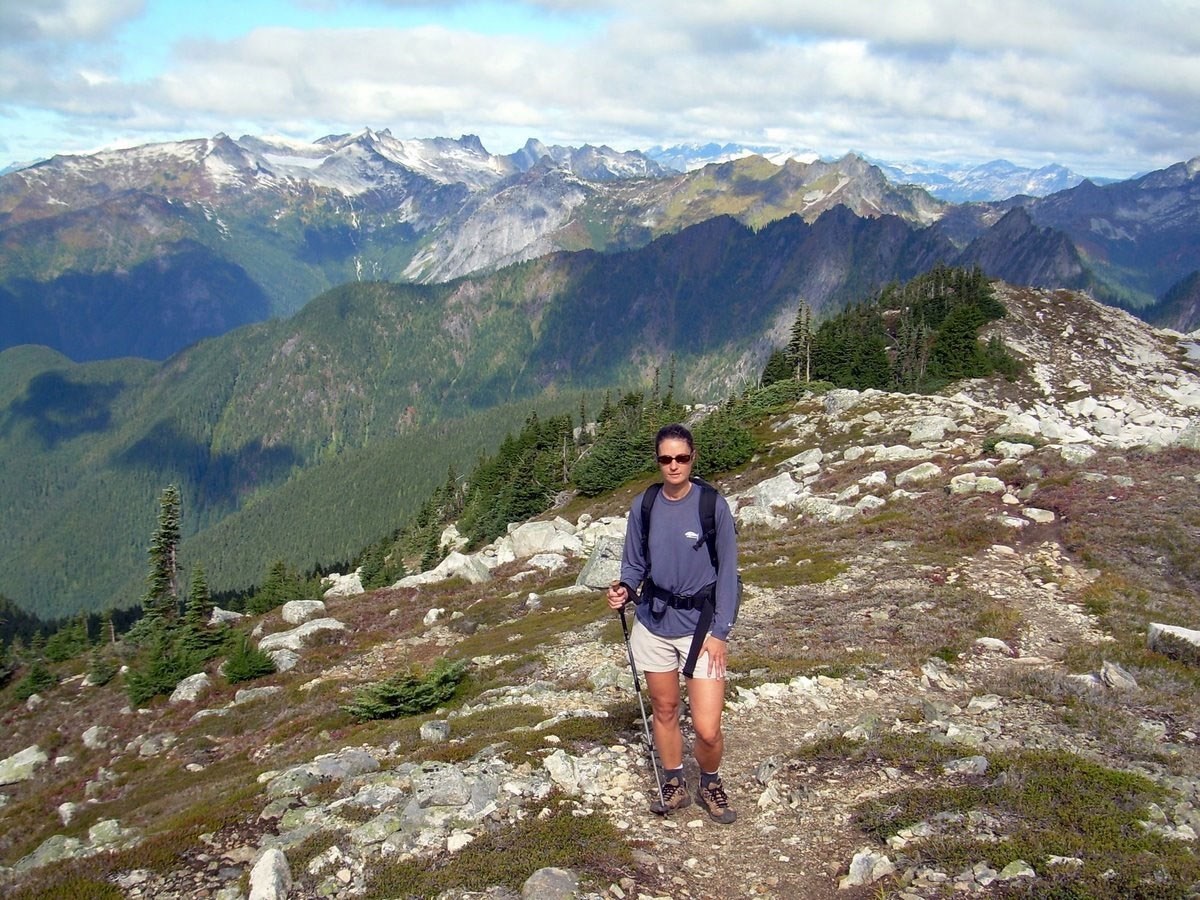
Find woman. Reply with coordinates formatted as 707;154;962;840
607;423;740;823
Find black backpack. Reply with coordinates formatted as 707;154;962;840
638;476;739;677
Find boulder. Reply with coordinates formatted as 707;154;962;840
395;551;491;587
0;745;48;785
575;536;624;590
322;570;364;599
504;520;584;558
82;725;116;750
895;462;943;487
258;618;347;653
209;606;245;625
169;672;212;704
281;600;326;625
907;415;958;443
440;523;469;553
249;847;292;900
522;867;580;899
1147;623;1200;665
746;471;805;509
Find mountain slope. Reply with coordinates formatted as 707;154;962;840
0;209;964;617
2;283;1199;898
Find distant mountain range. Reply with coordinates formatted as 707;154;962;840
3;130;1197;366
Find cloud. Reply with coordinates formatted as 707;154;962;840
0;0;144;45
1;0;1197;175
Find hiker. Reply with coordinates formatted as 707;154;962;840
607;422;740;823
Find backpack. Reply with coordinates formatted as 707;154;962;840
638;476;740;677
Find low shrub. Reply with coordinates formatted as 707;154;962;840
223;633;277;684
343;658;468;722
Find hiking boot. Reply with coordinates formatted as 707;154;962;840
649;775;692;815
696;777;737;824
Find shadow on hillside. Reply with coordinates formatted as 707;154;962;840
115;420;301;507
3;371;125;446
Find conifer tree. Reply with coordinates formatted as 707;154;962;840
787;299;814;382
143;485;182;628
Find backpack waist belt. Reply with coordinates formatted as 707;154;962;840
642;579;716;678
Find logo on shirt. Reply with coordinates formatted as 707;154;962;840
684;530;700;541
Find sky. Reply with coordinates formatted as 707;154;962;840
2;0;1199;179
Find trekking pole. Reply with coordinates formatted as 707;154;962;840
618;601;664;804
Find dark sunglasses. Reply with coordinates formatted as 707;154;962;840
656;453;693;465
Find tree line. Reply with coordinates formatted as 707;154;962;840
761;265;1023;393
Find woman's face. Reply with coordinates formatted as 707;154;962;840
656;436;694;491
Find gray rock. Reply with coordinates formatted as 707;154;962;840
322;570;364;598
1058;444;1097;464
746;471;804;509
349;811;404;846
169;672;212;704
1147;622;1200;664
234;686;283;705
420;720;451;744
895;462;943;487
839;847;895;888
14;835;84;873
248;847;292;900
129;732;177;758
267;648;300;672
209;606;245;625
943;756;989;776
522;866;579;899
735;504;786;529
281;599;326;625
413;765;472;808
82;725;116;749
258;617;347;653
0;745;48;785
1100;660;1139;691
396;551;492;587
908;415;958;443
575;535;623;590
505;520;584;558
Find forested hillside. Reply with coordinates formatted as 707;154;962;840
0;211;965;619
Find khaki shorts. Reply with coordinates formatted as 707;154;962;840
629;618;724;680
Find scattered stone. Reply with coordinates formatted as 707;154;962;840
169;672;213;704
839;848;895;888
1100;660;1139;691
248;847;292;900
420;721;451;744
0;745;49;785
522;866;580;899
82;724;116;749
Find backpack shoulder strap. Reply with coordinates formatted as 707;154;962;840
640;482;664;572
693;479;720;571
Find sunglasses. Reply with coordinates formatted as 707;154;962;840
656;453;693;465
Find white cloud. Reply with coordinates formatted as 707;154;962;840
1;0;1198;175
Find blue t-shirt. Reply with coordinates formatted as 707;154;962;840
620;481;739;640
